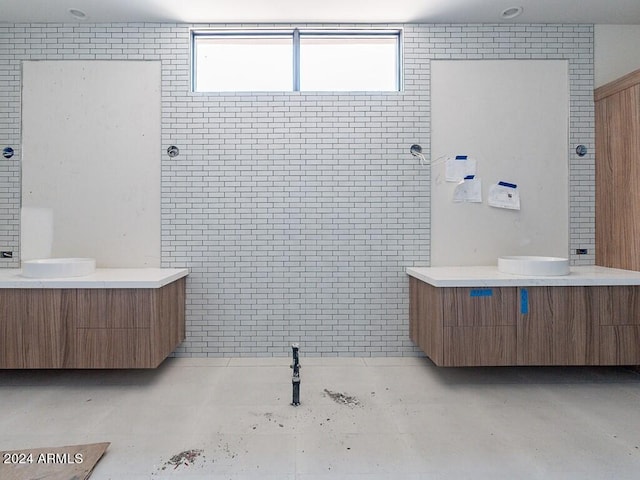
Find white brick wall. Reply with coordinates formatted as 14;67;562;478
0;23;594;356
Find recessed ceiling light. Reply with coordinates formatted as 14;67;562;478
500;6;524;20
68;8;88;20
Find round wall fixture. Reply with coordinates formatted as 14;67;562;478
575;145;587;157
500;6;524;19
167;145;180;158
410;144;423;156
2;147;14;159
68;8;88;20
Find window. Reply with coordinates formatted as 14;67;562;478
194;33;293;92
299;33;399;91
192;29;402;93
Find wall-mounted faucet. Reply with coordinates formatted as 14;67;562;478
410;144;426;165
167;145;179;158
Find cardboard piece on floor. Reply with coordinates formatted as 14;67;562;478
0;442;110;480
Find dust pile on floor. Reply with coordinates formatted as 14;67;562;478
160;449;204;470
323;388;361;407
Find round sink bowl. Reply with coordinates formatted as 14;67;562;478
498;256;569;276
22;258;96;278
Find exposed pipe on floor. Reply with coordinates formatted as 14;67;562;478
291;343;301;406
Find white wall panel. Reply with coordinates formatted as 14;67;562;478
22;60;161;267
431;60;569;266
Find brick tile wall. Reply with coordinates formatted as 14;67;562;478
0;23;593;356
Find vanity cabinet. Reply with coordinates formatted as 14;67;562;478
410;276;638;367
0;277;185;369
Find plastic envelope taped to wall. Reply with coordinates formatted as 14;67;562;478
488;181;520;210
453;175;482;203
445;155;477;182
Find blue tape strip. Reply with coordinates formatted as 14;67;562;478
520;288;529;314
464;175;475;180
498;181;517;189
470;289;493;297
455;155;468;160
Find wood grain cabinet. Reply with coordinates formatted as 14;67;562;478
410;279;639;366
595;68;640;271
594;68;640;366
409;277;444;364
592;286;640;365
410;280;517;366
0;278;185;369
517;287;598;366
0;289;76;368
442;287;517;366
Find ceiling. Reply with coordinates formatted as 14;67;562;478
1;0;640;25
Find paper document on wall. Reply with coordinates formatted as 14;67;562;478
445;155;477;182
488;181;520;210
453;176;482;203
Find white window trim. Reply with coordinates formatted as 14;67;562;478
191;28;403;93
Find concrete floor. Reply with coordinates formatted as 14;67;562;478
1;357;640;479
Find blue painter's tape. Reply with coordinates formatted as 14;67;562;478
470;289;493;297
464;175;475;180
498;181;517;189
455;155;468;160
520;288;529;314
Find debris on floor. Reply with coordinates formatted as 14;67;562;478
260;412;287;429
323;388;361;407
161;449;204;470
220;442;237;460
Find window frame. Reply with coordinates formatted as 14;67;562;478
191;28;403;93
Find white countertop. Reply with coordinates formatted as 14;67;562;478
0;268;188;289
407;265;640;287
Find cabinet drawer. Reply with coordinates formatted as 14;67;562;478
444;326;516;366
591;286;640;326
517;287;598;365
0;289;75;368
75;289;155;328
599;326;640;364
76;328;152;368
442;287;517;327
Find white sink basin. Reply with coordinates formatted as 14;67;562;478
498;256;570;276
22;258;96;278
